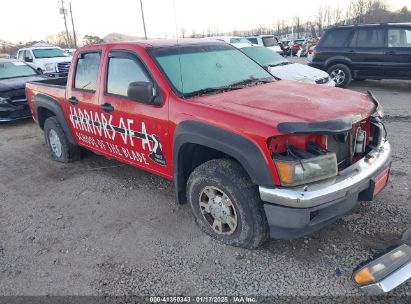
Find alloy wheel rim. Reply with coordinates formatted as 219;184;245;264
49;129;62;158
330;69;346;85
198;186;238;235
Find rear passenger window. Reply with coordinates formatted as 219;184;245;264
74;52;100;91
388;28;411;47
350;28;384;48
321;29;352;47
106;53;150;98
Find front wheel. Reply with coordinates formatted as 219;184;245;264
186;159;268;249
327;64;352;88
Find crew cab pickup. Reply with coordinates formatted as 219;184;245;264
26;40;392;248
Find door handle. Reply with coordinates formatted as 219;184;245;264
68;96;79;106
386;50;396;55
100;102;115;114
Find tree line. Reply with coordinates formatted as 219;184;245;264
186;0;410;39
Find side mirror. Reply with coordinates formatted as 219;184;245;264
127;81;162;105
24;57;33;63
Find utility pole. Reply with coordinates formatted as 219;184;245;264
139;0;147;39
69;2;77;48
59;0;72;47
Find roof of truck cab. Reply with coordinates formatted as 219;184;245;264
82;39;226;50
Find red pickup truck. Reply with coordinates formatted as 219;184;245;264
25;39;391;248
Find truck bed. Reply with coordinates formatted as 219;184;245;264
25;77;68;116
28;77;68;88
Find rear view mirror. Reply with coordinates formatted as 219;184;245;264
127;81;162;105
24;57;33;63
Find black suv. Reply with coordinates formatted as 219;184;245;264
309;23;411;87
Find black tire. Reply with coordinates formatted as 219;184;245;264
187;159;268;249
43;116;80;163
327;64;352;88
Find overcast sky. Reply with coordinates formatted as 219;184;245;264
1;0;409;43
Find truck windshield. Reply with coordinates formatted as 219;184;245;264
32;48;69;59
262;37;278;47
0;61;37;79
241;47;290;67
150;44;274;97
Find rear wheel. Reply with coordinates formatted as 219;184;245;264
327;64;352;88
44;116;80;162
187;159;268;249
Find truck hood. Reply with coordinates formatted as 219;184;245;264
269;63;330;83
0;75;45;99
194;80;374;129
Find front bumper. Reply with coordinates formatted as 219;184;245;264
0;99;31;122
44;72;68;78
259;140;391;239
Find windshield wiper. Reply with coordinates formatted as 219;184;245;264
226;77;273;88
184;86;243;98
183;77;273;98
270;62;291;67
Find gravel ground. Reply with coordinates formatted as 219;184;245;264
0;77;410;297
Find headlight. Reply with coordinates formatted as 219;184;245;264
0;97;10;104
44;63;56;72
315;76;330;85
353;244;411;287
273;153;337;186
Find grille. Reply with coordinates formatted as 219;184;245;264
315;76;330;84
57;62;71;73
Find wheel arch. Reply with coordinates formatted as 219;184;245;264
33;94;76;145
173;121;274;204
325;57;353;71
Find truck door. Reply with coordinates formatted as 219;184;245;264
97;49;171;176
65;50;107;153
383;26;411;78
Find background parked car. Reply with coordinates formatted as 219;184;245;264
203;36;254;48
63;48;76;56
277;39;291;56
16;46;72;77
290;39;306;55
246;35;284;55
0;59;45;121
236;45;334;86
309;23;411;87
307;45;316;61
